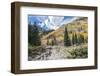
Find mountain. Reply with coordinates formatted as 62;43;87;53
41;17;88;46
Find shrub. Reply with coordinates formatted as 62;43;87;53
67;46;88;59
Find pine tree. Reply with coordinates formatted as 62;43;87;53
72;33;75;45
80;34;84;43
77;34;84;44
53;36;57;45
77;35;81;45
28;22;41;46
28;23;32;45
51;39;54;46
72;33;78;45
64;27;71;46
47;39;49;45
74;33;78;44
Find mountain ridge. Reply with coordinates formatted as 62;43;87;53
41;17;88;46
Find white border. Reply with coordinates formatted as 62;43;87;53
20;7;95;70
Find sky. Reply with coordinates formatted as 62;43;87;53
28;15;79;30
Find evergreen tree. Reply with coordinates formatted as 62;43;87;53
28;22;41;46
64;27;71;46
47;39;49;45
77;34;84;44
51;39;55;46
77;36;81;45
85;36;88;43
80;34;84;43
74;33;78;44
53;36;57;45
72;33;78;45
28;23;32;45
72;33;75;45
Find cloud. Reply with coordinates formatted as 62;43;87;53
36;16;48;22
61;17;79;25
43;16;65;30
44;16;78;30
28;15;48;24
28;15;79;30
48;16;64;26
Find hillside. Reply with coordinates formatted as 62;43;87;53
41;17;88;46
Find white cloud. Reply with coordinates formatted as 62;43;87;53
44;16;64;30
38;22;44;28
34;16;79;30
44;16;79;30
36;16;47;22
48;16;64;26
61;17;79;25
